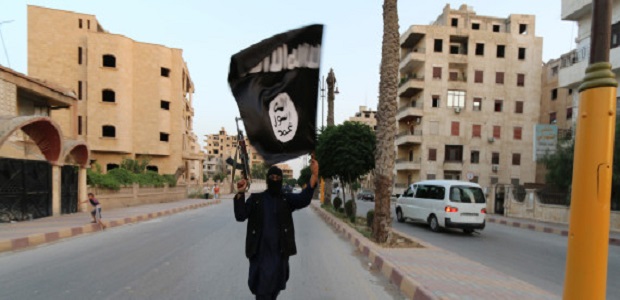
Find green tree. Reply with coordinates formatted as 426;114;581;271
213;172;227;182
316;121;375;202
541;140;575;191
298;166;311;188
251;162;268;180
285;178;297;187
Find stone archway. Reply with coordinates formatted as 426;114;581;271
0;115;63;164
60;140;90;214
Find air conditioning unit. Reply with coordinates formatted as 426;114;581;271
488;137;495;143
492;165;499;172
454;107;461;113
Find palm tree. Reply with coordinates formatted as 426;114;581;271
373;0;398;243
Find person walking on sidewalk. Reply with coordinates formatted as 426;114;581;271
234;159;319;300
214;184;220;199
81;193;106;230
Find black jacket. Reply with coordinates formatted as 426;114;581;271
234;185;315;259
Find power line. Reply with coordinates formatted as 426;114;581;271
0;20;14;68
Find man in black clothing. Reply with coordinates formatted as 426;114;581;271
234;159;319;300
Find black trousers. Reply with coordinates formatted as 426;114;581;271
256;291;279;300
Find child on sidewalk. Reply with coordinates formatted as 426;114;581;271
81;193;106;230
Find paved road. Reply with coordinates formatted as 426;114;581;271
0;200;403;300
355;200;620;298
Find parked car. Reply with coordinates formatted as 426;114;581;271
395;180;486;234
356;189;374;201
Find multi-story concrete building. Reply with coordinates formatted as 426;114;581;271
203;127;264;179
275;163;293;179
396;4;542;206
27;5;203;183
559;0;620;117
348;105;377;131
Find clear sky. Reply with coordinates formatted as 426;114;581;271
0;1;576;177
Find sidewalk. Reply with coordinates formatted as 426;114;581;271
0;197;222;253
312;202;559;300
486;214;620;246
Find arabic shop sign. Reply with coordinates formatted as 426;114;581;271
534;124;557;160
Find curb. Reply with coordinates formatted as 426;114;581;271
486;216;620;247
0;199;221;254
311;204;438;300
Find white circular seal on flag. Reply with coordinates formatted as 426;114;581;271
269;93;298;143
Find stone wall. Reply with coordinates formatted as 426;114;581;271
86;184;187;210
0;79;16;116
505;187;620;232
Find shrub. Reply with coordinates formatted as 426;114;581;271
333;197;342;210
107;168;135;186
366;209;374;228
344;200;356;222
163;174;177;187
98;175;121;190
136;171;167;187
338;207;345;214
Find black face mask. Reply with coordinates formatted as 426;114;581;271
267;179;282;195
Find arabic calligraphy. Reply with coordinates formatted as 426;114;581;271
269;93;298;143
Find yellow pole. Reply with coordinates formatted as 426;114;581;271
564;2;617;298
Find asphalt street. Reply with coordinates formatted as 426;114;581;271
0;200;403;300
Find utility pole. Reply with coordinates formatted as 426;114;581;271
564;0;617;299
0;20;14;68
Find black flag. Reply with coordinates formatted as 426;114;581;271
228;24;323;165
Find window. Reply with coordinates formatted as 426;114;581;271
434;39;443;53
519;24;528;34
447;90;465;108
87;20;90;29
566;107;573;120
512;153;521;166
78;116;82;135
78;81;82;100
493;24;500;32
451;18;458;27
550;112;557;124
160;132;169;142
492;152;500;164
78;47;82;65
493;126;501;139
474;70;483;83
496;72;504;84
514;127;522;140
102;89;115;102
518;47;526;60
428;148;437;161
472;23;480;30
433;67;442;79
568;89;573;95
496;45;505;58
102;125;115;137
517;74;525;87
432;95;440;108
471;151;480;164
146;166;159;172
494;100;503;112
472;124;481;137
79;19;82;29
450;45;460;54
106;164;119;172
515;101;524;114
161;100;170;110
551;88;558;100
161;67;170;77
449;71;458;81
102;54;116;68
475;43;484;56
473;98;482;111
451;121;460;136
445;145;463;162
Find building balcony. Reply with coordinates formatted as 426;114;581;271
395;130;422;146
561;0;591;21
400;48;425;73
559;45;620;88
395;157;421;171
396;101;423;121
400;29;425;49
398;75;424;98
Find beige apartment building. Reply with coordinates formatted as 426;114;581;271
348;105;377;131
203;127;265;178
396;4;542;207
27;5;204;183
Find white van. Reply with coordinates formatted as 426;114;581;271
395;180;487;234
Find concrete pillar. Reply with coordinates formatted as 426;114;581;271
78;167;88;212
52;164;61;216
